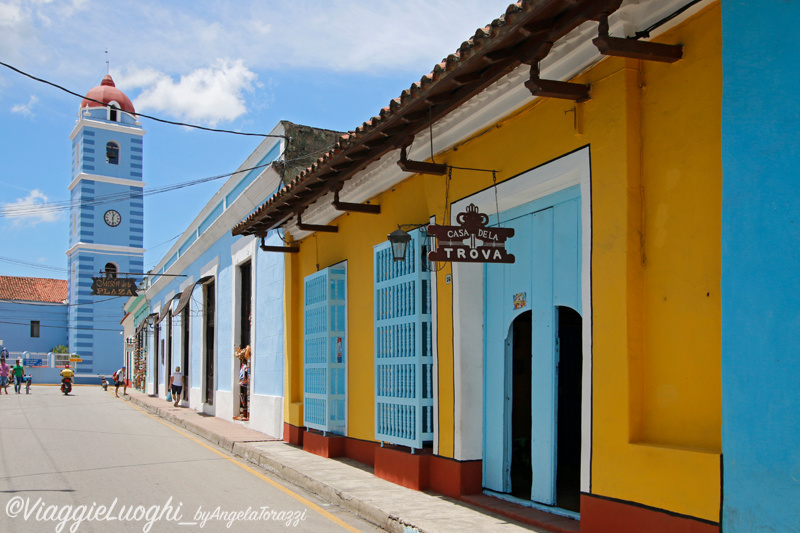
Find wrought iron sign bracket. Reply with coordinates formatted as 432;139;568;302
592;16;683;63
296;209;338;233
332;189;380;214
397;145;448;176
260;237;299;253
524;63;590;102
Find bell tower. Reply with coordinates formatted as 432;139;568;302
66;75;145;376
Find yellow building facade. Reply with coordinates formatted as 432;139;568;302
235;1;722;531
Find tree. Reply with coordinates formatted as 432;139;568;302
51;345;69;354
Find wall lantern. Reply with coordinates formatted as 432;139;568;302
388;228;412;262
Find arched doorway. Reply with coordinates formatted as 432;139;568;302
483;188;584;512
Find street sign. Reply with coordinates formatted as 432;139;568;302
69;356;82;362
23;358;43;367
91;277;138;296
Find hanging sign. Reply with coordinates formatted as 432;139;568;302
91;277;138;296
427;203;515;263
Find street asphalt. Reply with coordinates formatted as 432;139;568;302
120;388;565;533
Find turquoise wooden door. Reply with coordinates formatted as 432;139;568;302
303;265;347;435
483;189;581;505
374;230;434;449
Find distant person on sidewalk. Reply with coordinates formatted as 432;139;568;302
169;366;183;407
10;359;24;394
113;366;127;398
0;357;9;394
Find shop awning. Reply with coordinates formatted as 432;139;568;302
155;299;174;325
173;275;214;315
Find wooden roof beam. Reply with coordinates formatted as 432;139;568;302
524;63;590;102
592;17;682;63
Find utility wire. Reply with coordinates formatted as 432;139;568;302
0;319;126;333
0;61;283;139
0;164;268;217
0;144;335;218
0;256;68;272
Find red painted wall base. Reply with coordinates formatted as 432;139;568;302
302;429;345;458
429;455;483;498
283;422;304;447
580;494;720;533
374;445;431;491
282;424;482;498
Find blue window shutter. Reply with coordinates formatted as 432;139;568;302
374;230;433;449
303;265;347;435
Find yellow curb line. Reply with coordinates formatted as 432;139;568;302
118;394;361;533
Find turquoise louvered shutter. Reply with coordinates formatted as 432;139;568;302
374;231;433;449
303;265;347;435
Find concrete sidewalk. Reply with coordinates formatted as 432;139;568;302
121;389;571;533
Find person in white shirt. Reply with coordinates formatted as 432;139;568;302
169;366;184;407
113;366;127;398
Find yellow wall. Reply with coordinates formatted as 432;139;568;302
284;2;721;521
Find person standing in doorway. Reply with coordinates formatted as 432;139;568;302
0;357;9;394
113;366;127;398
169;366;183;407
10;359;24;394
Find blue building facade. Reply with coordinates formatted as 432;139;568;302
721;2;800;531
137;122;341;438
0;297;67;356
0;276;69;383
67;76;144;376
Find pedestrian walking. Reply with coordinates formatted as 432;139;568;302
0;357;9;395
113;366;127;398
11;359;24;394
169;366;183;407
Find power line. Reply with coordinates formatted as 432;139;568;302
0;256;68;272
0;163;271;217
0;144;334;218
0;61;285;139
0;319;125;333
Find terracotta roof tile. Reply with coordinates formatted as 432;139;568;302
0;276;68;304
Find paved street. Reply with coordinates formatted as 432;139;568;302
0;385;385;533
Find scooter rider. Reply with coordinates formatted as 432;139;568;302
60;367;74;393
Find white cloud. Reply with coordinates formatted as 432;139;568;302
0;0;511;123
10;94;38;116
2;189;62;227
124;60;257;127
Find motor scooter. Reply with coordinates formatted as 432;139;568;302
61;377;72;395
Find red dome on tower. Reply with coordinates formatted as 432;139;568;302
80;75;135;114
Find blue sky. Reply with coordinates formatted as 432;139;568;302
0;0;513;280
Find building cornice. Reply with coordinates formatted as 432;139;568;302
69;117;145;141
68;173;146;192
65;242;145;257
